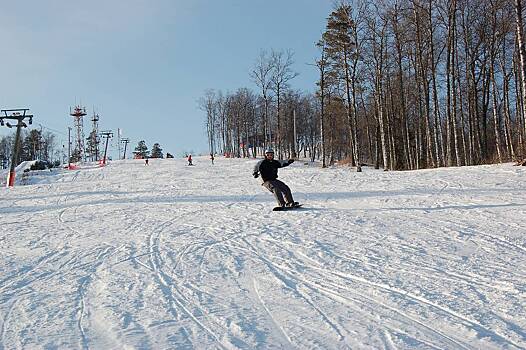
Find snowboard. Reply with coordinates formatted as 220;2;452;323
273;204;303;211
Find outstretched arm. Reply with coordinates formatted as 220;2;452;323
279;159;295;168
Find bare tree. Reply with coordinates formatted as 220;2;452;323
270;49;298;158
316;39;331;167
251;50;274;152
515;0;526;157
198;89;218;156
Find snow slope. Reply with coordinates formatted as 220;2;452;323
0;156;525;349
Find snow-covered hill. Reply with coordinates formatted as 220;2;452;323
1;156;525;349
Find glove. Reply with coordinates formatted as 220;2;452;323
288;159;295;164
253;172;259;178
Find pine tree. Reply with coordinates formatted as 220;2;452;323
322;2;361;169
150;143;163;158
23;129;42;161
133;140;149;159
86;130;100;161
70;149;82;163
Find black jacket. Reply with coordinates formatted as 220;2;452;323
253;159;293;182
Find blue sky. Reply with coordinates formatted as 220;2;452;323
0;0;332;158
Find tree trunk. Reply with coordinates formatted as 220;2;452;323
515;0;526;151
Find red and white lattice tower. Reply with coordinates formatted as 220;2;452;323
70;105;87;161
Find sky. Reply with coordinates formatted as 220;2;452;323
0;0;333;159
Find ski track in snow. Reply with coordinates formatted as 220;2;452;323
146;219;226;348
252;276;295;347
0;157;525;349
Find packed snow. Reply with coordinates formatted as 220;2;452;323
0;156;525;349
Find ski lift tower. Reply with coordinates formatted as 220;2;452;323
70;105;87;162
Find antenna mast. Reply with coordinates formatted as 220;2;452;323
69;105;87;162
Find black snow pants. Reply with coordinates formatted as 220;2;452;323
262;179;294;207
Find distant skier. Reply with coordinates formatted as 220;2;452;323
210;153;215;165
253;148;299;209
145;158;149;166
188;154;193;166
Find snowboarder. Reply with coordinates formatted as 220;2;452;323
253;148;299;210
188;154;193;166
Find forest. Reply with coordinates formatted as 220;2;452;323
202;0;526;170
0;129;59;169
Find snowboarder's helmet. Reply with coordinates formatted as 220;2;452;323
265;148;274;155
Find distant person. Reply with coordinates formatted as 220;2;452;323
253;148;299;209
188;154;193;166
145;158;149;166
210;153;215;165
